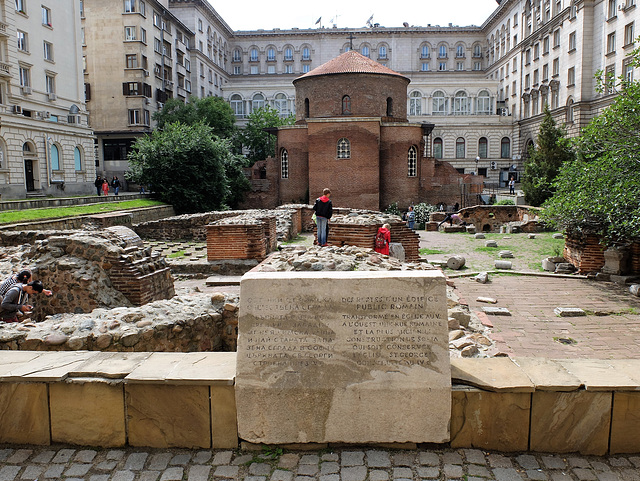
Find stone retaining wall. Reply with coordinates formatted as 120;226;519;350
0;205;175;232
1;353;639;454
0;293;238;353
430;205;543;233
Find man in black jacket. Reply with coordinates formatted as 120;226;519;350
94;175;102;196
313;188;333;246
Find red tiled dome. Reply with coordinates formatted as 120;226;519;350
294;50;408;82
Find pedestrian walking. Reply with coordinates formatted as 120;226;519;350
112;176;121;196
94;175;102;196
102;179;109;196
406;205;416;230
509;176;515;195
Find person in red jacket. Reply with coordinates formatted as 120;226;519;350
374;223;391;255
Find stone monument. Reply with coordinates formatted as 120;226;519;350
236;271;450;444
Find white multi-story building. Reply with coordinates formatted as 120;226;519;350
1;0;637;198
0;0;94;199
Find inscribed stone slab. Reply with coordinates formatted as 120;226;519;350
236;271;450;444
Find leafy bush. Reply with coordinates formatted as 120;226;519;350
385;202;401;216
495;199;515;205
413;203;437;225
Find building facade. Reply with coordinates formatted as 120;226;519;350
0;0;94;199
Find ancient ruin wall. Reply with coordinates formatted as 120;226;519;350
206;215;278;261
564;235;607;273
0;226;175;319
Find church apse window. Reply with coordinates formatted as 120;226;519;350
408;146;417;177
305;98;310;118
342;95;351;115
337;138;350;159
281;148;289;178
386;97;393;117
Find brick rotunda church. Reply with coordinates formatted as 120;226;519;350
244;50;481;211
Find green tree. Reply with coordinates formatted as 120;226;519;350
127;122;248;214
542;46;640;242
153;96;236;138
240;106;295;163
521;105;575;206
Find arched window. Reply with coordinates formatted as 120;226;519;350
421;44;430;58
267;47;276;61
22;143;31;152
454;91;469;115
432;91;447;115
501;137;511;158
409;91;422;116
361;45;370;58
433;137;443;159
74;147;82;171
250;48;259;61
230;94;244;117
439;45;447;58
408;146;417;177
284;47;293;60
50;144;60;170
478;137;488;158
378;45;387;59
456;137;465;159
281;148;289;179
342;95;351;115
274;93;288;117
567;98;575;122
304;98;310;118
302;47;310;60
456;45;464;58
252;93;265;112
473;44;482;57
386;97;393;117
232;49;241;62
476;90;491;114
337;138;350;159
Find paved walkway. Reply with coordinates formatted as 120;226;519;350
0;445;639;481
455;274;640;359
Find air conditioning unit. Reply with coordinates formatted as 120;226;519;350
490;161;498;170
143;69;150;77
22;86;32;95
500;108;509;116
13;105;23;114
43;111;50;118
48;93;57;101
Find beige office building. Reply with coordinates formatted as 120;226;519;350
0;0;94;199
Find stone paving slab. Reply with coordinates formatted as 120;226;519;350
0;445;638;480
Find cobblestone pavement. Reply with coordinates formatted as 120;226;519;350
1;445;640;481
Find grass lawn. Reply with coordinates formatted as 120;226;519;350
0;199;166;224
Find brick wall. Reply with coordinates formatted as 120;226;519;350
564;235;607;273
294;72;409;121
318;219;420;262
432;205;543;233
380;124;423;209
206;216;277;261
277;126;310;205
564;235;640;274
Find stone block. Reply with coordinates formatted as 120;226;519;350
388;242;405;262
553;233;564;239
236;271;450;445
610;392;640;454
126;384;210;448
530;391;611;455
50;382;125;447
630;284;640;297
482;306;511;315
474;233;486;239
451;358;534;392
125;352;236;385
513;358;581;391
499;251;514;258
554;307;586;317
446;255;466;270
450;387;530;451
466;225;476;234
0;383;50;445
494;260;512;269
541;258;556;272
474;272;489;283
211;386;238;449
556;360;639;391
485;240;498;247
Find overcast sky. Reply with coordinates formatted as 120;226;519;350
210;0;500;31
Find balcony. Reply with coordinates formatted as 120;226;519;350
0;61;10;77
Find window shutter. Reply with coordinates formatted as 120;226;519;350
122;83;129;95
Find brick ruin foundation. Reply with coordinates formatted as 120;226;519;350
427;205;543;233
564;234;640;274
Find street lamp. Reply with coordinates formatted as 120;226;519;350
475;156;480;174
